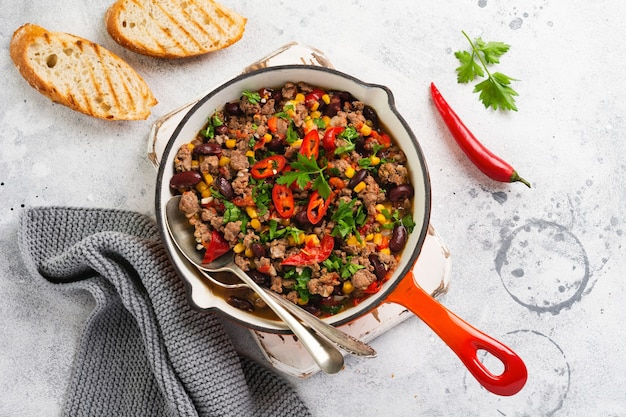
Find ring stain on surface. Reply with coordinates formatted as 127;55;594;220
495;219;589;314
467;330;570;416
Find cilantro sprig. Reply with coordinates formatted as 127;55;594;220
276;153;332;199
242;90;261;104
455;31;519;111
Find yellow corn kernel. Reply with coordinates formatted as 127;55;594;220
200;189;212;199
370;155;381;166
310;101;320;112
245;248;254;258
297;297;309;306
219;156;230;167
375;213;388;224
233;243;245;254
287;109;296;119
246;206;258;219
360;124;372;137
342;281;354;294
187;143;195;151
310;110;321;119
373;233;383;246
304;119;315;132
346;235;360;246
263;133;273;143
365;233;374;242
195;181;209;193
322;116;331;128
294;93;305;103
304;234;320;246
191;160;200;170
203;173;214;185
225;139;237;149
250;218;261;230
375;204;386;213
321;94;330;105
353;181;367;193
345;166;355;178
292;139;303;147
287;235;298;246
245;150;255;158
379;248;391;256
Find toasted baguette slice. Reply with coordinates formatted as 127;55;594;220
10;23;157;120
105;0;246;59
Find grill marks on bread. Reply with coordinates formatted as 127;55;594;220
106;0;246;58
10;23;157;120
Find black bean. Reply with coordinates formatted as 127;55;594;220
323;96;342;117
388;184;415;202
266;137;285;153
215;176;235;200
348;169;368;189
193;142;222;156
362;105;379;128
248;270;270;286
369;254;387;280
224;101;242;115
389;224;408;253
169;171;202;189
250;242;266;258
227;296;254;312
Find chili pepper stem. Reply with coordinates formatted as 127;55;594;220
510;171;531;188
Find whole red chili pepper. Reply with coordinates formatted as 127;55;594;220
430;83;530;188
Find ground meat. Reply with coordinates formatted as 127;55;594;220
240;96;261;115
269;238;288;259
192;221;211;246
378;162;409;185
281;82;297;100
307;272;340;297
270;276;283;293
285;291;299;304
200;155;219;175
351;269;377;289
223;221;242;243
174;145;193;172
179;191;200;217
360;175;385;216
228;150;249;171
231;172;250;196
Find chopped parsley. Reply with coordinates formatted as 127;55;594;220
331;198;367;240
242;90;261;104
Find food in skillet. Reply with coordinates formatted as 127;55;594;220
170;82;415;317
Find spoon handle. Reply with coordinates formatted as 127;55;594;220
264;290;377;357
386;271;528;396
230;268;345;374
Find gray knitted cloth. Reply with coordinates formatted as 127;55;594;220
18;207;312;417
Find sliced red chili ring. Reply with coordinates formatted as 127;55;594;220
281;235;335;266
306;190;333;225
250;155;287;179
272;183;295;218
300;130;320;160
322;126;344;153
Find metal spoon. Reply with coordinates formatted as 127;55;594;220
165;197;374;372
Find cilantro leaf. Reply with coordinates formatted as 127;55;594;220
242;90;261;104
276;153;331;199
454;31;519;111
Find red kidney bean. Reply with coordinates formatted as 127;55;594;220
368;254;387;280
224;101;242;115
348;169;368;189
215;125;229;136
250;242;266;258
215;176;234;200
388;184;414;202
227;296;254;312
362;105;379;129
247;270;270;286
193;142;222;156
169;171;202;189
294;211;312;228
389;224;408;253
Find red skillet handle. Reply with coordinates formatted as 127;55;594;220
385;271;528;396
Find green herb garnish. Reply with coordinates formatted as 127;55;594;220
276;153;331;199
331;198;367;240
455;31;519;111
242;90;261;104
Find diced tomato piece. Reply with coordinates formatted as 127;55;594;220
202;230;230;264
281;235;335;266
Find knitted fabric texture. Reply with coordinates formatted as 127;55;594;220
18;207;312;417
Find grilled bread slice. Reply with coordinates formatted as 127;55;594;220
10;23;157;120
105;0;246;59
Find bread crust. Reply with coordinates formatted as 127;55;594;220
105;0;246;59
10;23;157;120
